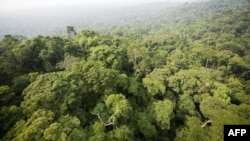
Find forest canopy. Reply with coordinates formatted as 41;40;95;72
0;0;250;140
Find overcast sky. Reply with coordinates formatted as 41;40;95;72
0;0;195;13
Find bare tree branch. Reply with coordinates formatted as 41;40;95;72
201;119;212;128
90;112;103;123
91;109;119;127
104;109;118;126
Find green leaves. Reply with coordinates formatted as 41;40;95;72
199;96;249;141
175;116;210;141
91;93;132;128
152;99;173;130
167;68;222;95
3;110;86;141
12;37;44;72
220;42;246;56
43;115;86;141
0;105;23;138
107;125;134;141
105;94;132;119
3;109;54;141
136;112;156;138
70;60;128;94
21;71;85;116
88;45;123;70
0;86;14;106
177;94;197;118
143;68;168;96
211;82;231;104
88;122;106;141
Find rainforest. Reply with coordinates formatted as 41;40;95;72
0;0;250;140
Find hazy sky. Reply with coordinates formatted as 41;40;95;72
0;0;194;13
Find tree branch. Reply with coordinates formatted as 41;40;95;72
201;119;212;128
91;109;119;127
90;112;103;123
104;109;118;126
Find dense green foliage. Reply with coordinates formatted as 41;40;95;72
1;0;250;140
